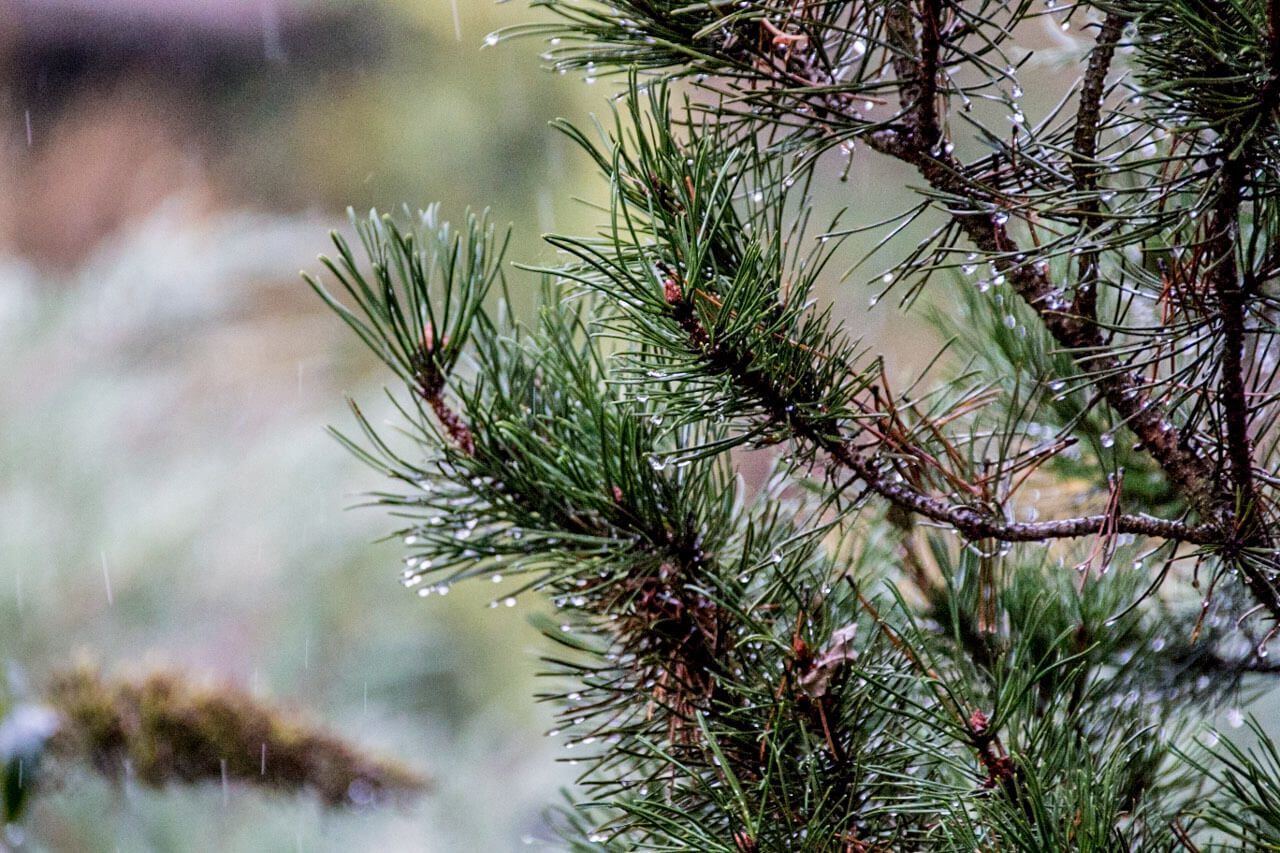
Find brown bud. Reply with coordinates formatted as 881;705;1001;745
968;708;989;735
664;275;683;305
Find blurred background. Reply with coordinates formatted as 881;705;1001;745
0;0;1099;849
0;0;605;848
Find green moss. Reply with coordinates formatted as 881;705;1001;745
45;666;426;808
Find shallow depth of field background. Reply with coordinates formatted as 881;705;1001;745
0;1;1126;849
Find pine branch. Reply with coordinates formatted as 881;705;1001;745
550;0;1280;622
860;117;1226;540
309;3;1280;849
661;259;1215;545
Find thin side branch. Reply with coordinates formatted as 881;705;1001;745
915;0;944;151
1207;156;1254;512
413;345;475;455
1070;12;1129;322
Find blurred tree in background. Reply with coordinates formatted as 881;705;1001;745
312;0;1280;850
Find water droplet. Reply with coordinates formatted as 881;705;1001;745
992;212;1009;226
649;456;667;471
1099;432;1115;448
1227;707;1245;728
504;597;517;607
484;32;500;47
492;573;503;583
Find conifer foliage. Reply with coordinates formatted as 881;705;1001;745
310;1;1280;849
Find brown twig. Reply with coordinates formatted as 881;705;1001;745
1207;156;1255;518
1069;12;1129;322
